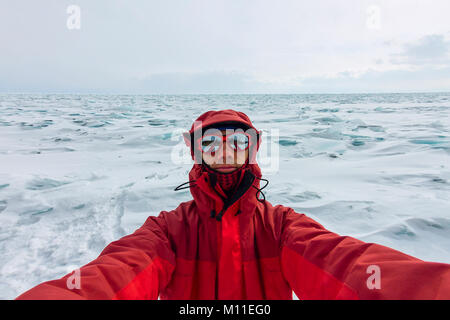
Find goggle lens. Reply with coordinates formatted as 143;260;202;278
201;135;221;153
229;133;249;151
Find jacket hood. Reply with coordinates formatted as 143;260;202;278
188;109;259;134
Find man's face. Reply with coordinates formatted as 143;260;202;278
202;129;249;173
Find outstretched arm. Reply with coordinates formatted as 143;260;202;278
16;212;176;300
280;208;450;300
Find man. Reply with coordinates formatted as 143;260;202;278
16;109;450;299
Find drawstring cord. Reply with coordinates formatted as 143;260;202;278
174;180;197;191
252;177;269;203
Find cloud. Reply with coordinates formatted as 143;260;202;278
133;71;256;94
4;65;450;94
294;66;450;93
2;2;450;93
391;34;450;66
129;66;450;94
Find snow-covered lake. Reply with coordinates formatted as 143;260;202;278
0;93;449;299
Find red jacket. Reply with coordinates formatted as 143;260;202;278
16;110;450;300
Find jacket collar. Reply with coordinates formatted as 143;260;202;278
189;163;262;220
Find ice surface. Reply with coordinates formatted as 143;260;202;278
0;93;449;299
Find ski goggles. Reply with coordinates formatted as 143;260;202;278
196;132;252;153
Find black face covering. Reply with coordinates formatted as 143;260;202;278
202;161;248;198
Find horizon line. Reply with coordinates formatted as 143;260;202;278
1;90;450;96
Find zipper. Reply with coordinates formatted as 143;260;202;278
213;169;256;298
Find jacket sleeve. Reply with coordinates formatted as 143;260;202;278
280;208;450;300
16;212;176;300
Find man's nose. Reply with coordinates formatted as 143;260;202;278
222;143;235;164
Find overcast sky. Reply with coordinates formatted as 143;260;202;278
1;0;450;93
